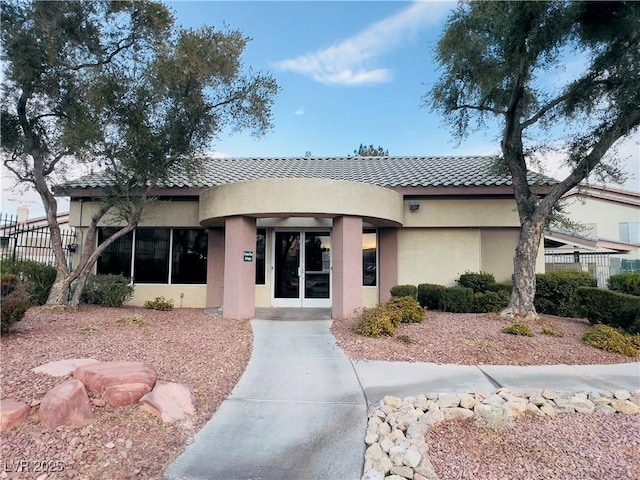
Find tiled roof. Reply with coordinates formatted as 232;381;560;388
62;156;558;190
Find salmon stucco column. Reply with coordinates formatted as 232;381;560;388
332;216;363;320
206;228;225;308
223;216;256;319
378;227;399;303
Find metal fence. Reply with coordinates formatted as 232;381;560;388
0;212;77;265
545;251;612;288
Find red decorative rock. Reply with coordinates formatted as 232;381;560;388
33;358;100;377
0;400;30;431
139;381;196;423
74;361;157;407
38;379;94;429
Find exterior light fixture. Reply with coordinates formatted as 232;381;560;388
409;200;420;211
67;243;78;252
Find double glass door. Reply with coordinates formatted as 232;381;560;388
273;231;331;307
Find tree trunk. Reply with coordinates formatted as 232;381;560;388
69;268;92;307
502;217;545;319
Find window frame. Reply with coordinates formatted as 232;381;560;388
96;227;208;285
362;229;378;287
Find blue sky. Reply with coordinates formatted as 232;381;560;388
1;0;638;216
166;0;474;158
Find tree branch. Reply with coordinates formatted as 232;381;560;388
63;36;136;71
520;92;570;129
454;104;506;115
43;149;73;176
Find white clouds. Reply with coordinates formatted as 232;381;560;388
274;1;452;86
294;108;305;116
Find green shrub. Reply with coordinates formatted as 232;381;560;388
1;274;31;333
81;274;134;307
582;325;637;357
387;296;425;324
144;296;174;311
390;284;418;299
486;282;513;294
440;286;474;313
534;271;597;317
354;304;398;337
501;323;534;337
1;259;56;305
541;326;564;337
575;287;640;333
417;283;446;310
458;271;496;293
473;291;509;313
608;272;640;297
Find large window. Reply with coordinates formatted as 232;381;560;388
97;228;133;278
256;229;266;285
134;228;170;283
172;229;208;284
619;222;640;244
363;230;377;286
97;228;207;284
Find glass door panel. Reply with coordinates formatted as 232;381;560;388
272;230;331;308
304;232;331;301
274;232;300;302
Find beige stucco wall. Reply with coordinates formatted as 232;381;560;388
402;198;520;228
200;178;404;227
127;284;206;308
397;228;481;287
69;200;201;227
397;227;545;287
481;228;518;283
363;287;379;308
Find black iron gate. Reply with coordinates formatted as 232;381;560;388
0;212;77;265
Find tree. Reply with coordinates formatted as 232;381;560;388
1;1;279;306
429;1;640;318
354;144;389;156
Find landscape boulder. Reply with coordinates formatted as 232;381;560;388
74;361;157;407
0;400;30;431
139;381;196;423
38;379;94;429
33;358;100;377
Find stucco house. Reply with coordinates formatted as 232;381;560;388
544;184;640;286
61;156;556;319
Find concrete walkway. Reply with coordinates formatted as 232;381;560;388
165;313;367;480
353;361;640;403
166;308;640;480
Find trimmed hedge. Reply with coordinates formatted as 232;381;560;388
390;284;418;299
473;291;509;313
575;287;640;334
81;274;134;307
457;272;496;293
608;272;640;297
486;282;513;294
417;283;446;310
440;286;474;313
534;271;596;317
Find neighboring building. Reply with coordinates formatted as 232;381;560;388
60;156;556;319
544;184;640;287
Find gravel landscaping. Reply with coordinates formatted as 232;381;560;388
334;310;640;480
1;307;638;479
0;306;252;480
